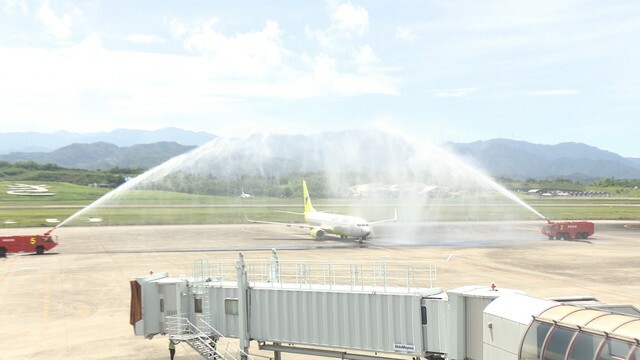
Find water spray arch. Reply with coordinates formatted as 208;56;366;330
57;129;545;244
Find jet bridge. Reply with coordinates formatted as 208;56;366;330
130;251;640;360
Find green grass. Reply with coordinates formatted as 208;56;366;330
0;181;639;228
0;181;109;205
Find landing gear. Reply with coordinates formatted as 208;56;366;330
358;235;368;245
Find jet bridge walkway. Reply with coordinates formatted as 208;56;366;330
129;251;640;359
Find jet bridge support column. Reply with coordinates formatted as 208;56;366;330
237;252;250;360
273;342;282;360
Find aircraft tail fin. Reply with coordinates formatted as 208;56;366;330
302;180;316;213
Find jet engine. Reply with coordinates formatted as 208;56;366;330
310;228;325;239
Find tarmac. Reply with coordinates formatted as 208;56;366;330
1;220;640;359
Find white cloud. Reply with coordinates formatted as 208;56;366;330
4;0;28;16
166;16;189;38
0;27;399;133
435;88;477;97
306;1;369;49
125;34;165;44
528;89;580;96
353;44;377;69
330;1;369;37
36;0;78;40
395;26;416;42
182;18;287;78
302;53;397;96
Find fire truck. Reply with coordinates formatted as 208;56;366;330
541;220;594;240
0;231;58;257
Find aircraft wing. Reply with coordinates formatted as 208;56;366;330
272;209;305;216
273;209;332;215
369;208;397;225
244;213;312;229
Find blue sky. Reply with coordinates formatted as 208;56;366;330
1;1;639;156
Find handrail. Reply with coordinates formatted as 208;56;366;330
167;315;256;360
199;318;257;360
203;259;437;291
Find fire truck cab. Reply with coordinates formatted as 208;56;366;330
0;233;58;257
541;221;594;240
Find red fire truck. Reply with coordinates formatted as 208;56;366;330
541;221;595;240
0;231;58;257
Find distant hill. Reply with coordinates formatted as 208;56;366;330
0;128;215;154
1;129;639;180
445;139;640;181
0;142;196;170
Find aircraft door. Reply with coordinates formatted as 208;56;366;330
159;294;165;333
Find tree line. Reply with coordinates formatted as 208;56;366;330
2;161;639;197
0;161;143;188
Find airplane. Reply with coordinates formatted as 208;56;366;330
246;180;397;243
240;188;254;199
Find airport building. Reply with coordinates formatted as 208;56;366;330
130;252;640;360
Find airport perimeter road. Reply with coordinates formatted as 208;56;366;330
1;221;639;359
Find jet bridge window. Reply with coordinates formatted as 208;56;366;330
567;331;603;360
596;338;633;360
225;298;239;315
521;321;553;360
542;326;577;360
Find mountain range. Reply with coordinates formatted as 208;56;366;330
0;129;638;180
445;139;640;181
0;127;215;154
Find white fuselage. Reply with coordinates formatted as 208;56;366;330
305;211;371;239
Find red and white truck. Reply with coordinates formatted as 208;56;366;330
541;220;595;240
0;231;58;257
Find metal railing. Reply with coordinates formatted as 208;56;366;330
166;315;256;360
199;252;437;292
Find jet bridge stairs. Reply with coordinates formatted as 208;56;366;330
167;315;254;360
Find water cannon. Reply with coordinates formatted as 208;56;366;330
43;228;56;236
545;218;551;224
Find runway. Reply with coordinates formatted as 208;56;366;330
1;220;640;359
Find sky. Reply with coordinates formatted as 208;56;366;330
1;0;640;157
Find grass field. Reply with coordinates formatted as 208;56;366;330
0;181;638;229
